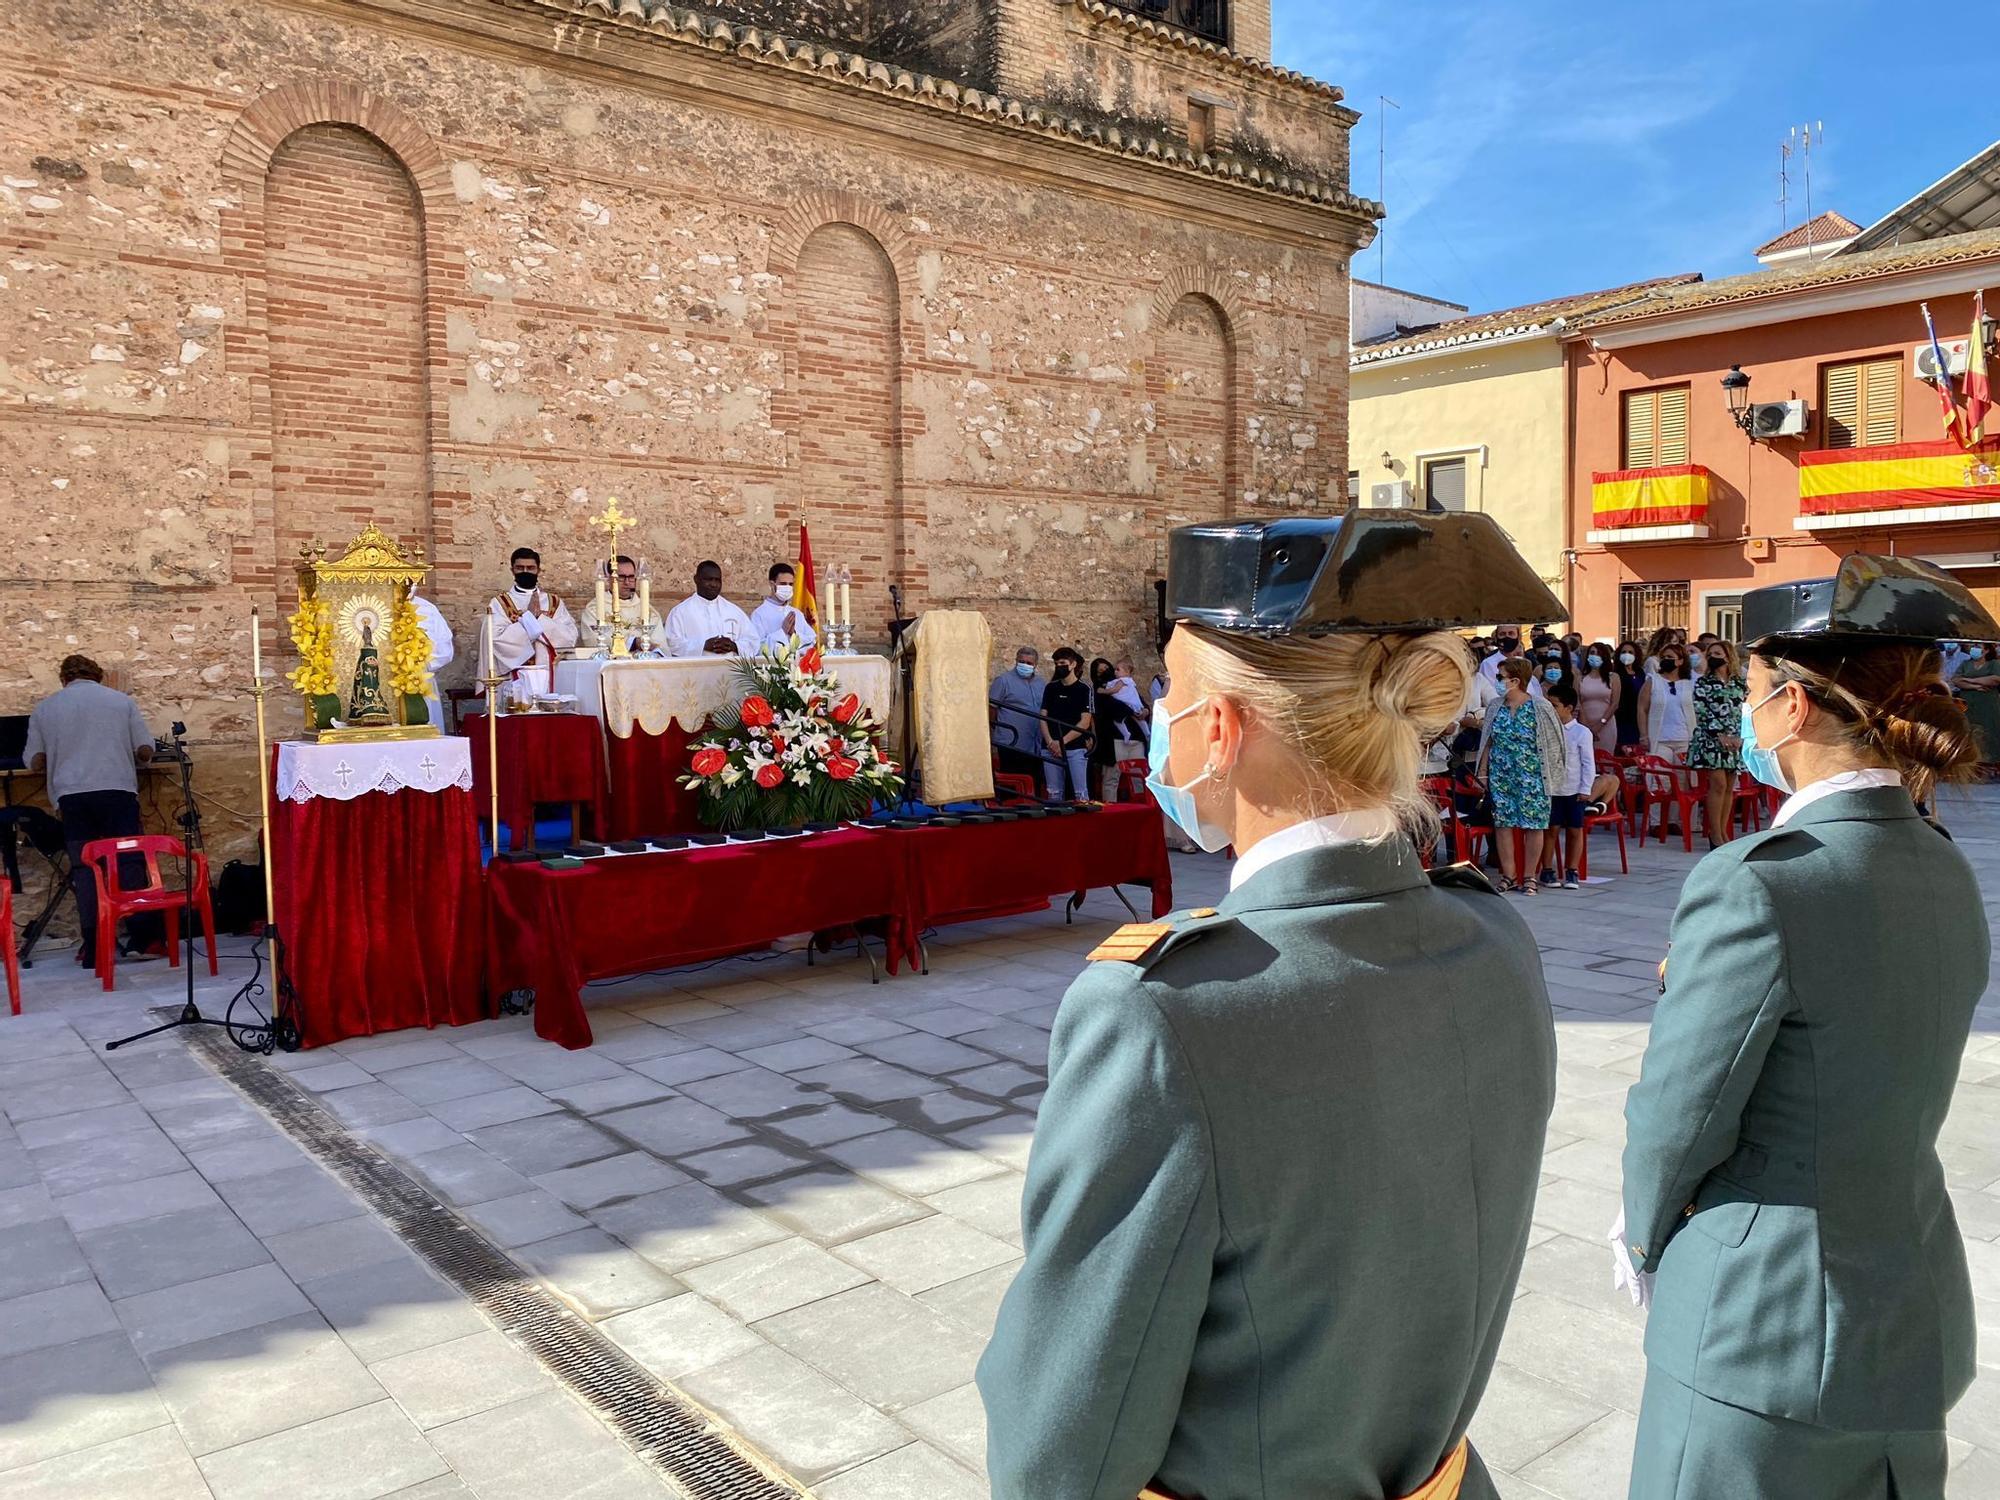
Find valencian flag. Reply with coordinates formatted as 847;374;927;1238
1966;290;1991;446
1921;302;1964;446
796;522;819;628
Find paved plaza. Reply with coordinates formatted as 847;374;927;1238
3;791;1999;1499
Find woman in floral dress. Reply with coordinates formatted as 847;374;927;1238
1476;656;1562;892
1687;638;1747;847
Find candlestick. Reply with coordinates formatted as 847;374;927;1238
249;605;282;1036
251;606;262;684
595;571;609;632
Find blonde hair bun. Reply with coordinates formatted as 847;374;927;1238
1364;632;1475;737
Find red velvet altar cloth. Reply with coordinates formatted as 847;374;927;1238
486;829;921;1048
908;802;1174;928
604;721;704;838
462;714;609;849
269;757;487;1048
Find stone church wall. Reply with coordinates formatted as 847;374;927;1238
0;0;1368;875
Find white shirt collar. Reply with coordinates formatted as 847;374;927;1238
1771;768;1904;828
1229;808;1399;892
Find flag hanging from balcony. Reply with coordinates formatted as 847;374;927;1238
1798;439;2000;516
1966;290;1991;446
1590;465;1713;528
1921;302;1965;447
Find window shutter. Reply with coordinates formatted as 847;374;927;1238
1624;392;1656;469
1656;386;1689;466
1426;457;1467;511
1861;357;1901;447
1823;362;1861;448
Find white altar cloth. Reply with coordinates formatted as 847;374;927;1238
274;738;474;803
551;655;895;737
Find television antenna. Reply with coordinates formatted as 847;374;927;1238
1377;94;1400;284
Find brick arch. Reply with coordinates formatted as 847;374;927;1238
218;79;452;212
1151;267;1248;332
767;192;919;289
1151;290;1241;558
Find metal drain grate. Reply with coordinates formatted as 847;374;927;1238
186;1028;805;1500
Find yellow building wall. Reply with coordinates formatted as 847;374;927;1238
1348;336;1569;593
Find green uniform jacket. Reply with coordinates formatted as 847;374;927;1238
977;838;1556;1500
1621;786;1987;1432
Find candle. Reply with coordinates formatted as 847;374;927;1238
251;608;262;683
595;571;609;627
839;573;852;634
484;615;495;681
638;566;650;634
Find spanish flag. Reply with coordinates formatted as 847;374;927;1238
1966;290;1991;447
796;522;819;629
1922;303;1965;447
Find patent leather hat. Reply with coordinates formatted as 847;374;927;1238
1165;510;1564;637
1741;554;2000;648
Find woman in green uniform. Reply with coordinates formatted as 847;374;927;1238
979;513;1564;1500
1619;556;1997;1500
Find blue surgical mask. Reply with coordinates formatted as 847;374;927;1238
1586;654;1603;669
1146;699;1231;853
1740;687;1797;795
1015;662;1035;679
1542;667;1563;684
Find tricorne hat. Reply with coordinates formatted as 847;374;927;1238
1166;510;1564;637
1741;554;2000;648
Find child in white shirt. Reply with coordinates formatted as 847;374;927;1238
1547;682;1621;888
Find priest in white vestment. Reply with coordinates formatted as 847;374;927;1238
579;554;664;655
666;560;753;657
482;547;578;697
748;562;817;654
409;593;454;728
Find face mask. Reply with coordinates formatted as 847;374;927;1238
1146;699;1231;853
1618;652;1635;666
1740;686;1798;794
1708;655;1726;668
1586;654;1603;669
512;571;539;592
774;584;794;603
1542;667;1563;684
1015;662;1035;679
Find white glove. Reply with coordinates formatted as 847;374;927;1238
1608;1208;1654;1310
519;612;544;642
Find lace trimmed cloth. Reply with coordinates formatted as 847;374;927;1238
558;655;896;737
275;738;475;803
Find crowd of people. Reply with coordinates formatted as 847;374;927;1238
987;646;1164;803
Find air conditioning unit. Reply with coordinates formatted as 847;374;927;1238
1750;399;1808;438
1367;480;1413;508
1914;338;1971;381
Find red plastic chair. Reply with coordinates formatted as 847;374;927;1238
1114;758;1152;803
1579;785;1630;878
80;836;218;993
2;883;21;1016
1637;760;1703;851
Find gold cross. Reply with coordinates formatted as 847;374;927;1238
590;496;635;544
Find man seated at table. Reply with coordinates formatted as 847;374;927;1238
666;560;753;657
748;563;817;654
580;554;664;656
484;547;578;698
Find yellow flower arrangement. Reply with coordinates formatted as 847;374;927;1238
387;592;433;699
286;597;337;698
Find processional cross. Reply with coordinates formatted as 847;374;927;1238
590;497;640;659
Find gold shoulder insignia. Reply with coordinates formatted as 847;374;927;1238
1428;862;1497;896
1088;922;1173;964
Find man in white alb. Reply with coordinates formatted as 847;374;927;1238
748;563;816;654
484;547;578;696
579;554;665;655
666;560;753;657
408;592;454;728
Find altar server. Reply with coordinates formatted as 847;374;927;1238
408;592;453;728
749;563;817;653
483;547;577;697
1618;555;1995;1500
579;555;664;655
979;512;1565;1500
666;560;753;657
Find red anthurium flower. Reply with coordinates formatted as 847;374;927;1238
754;763;785;789
740;695;774;729
830;693;861;725
798;646;822;674
769;734;786;757
826;755;858;781
689;747;727;777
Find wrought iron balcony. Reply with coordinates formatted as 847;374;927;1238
1128;0;1231;47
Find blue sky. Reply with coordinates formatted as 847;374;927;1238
1272;0;1985;315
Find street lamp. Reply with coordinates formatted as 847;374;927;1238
1722;365;1755;435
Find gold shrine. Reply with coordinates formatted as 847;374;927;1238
288;525;440;744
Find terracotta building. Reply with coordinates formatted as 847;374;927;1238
2;0;1377;845
1564;230;2000;644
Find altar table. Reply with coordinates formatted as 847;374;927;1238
550;655;896;837
271;739;485;1047
461;713;609;850
904;802;1174;932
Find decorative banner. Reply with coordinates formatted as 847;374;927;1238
1591;464;1712;528
1799;440;2000;516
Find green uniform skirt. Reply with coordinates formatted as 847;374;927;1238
1630;1367;1948;1500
